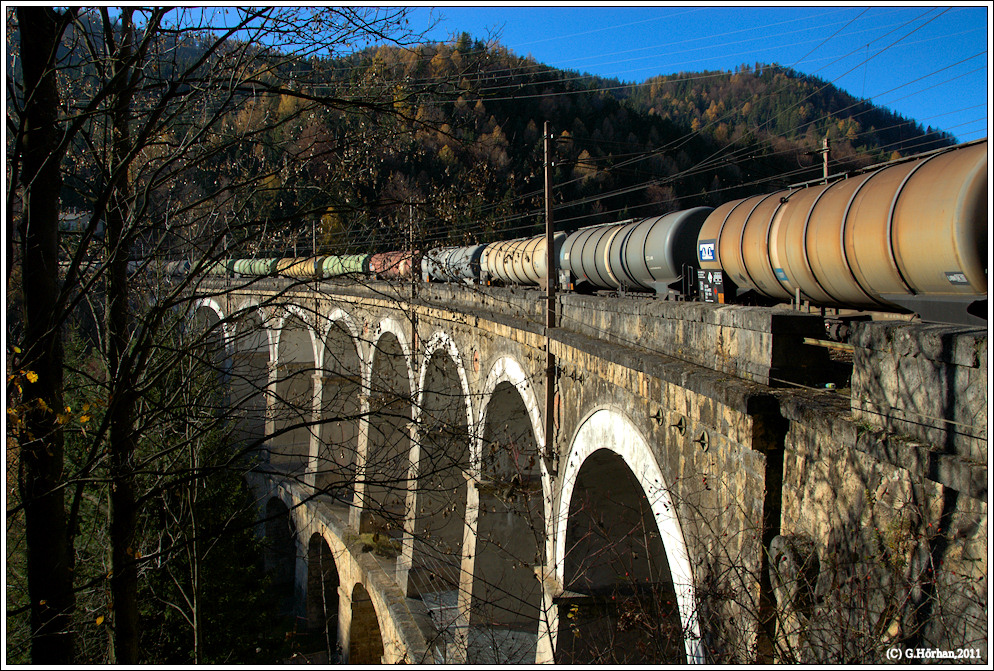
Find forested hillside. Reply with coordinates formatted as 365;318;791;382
626;63;955;161
49;32;955;258
243;37;955;254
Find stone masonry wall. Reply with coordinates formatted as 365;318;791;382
851;321;987;463
778;391;987;664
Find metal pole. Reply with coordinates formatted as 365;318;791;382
544;121;555;327
409;203;416;302
543;121;556;473
822;136;830;183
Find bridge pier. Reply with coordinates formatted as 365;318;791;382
263;361;278;464
306;372;323;491
349;394;370;531
534;567;560;664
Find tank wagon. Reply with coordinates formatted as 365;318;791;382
186;140;985;326
697;139;987;324
422;245;486;284
126;260;192;276
481;233;566;286
370;251;419;279
225;255;373;279
559;207;713;295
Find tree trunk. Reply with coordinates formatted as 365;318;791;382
104;8;140;664
15;6;75;664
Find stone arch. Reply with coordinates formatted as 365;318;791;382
348;583;384;664
404;331;474;605
231;299;275;360
190;297;233;361
228;302;272;450
475;356;545;466
463;355;548;663
317;308;362;371
554;406;701;664
360;318;414;537
477;356;553;559
360;316;414;401
306;532;342;663
275;305;320;364
415;330;474;430
314;309;364;500
271;306;319;472
187;299;233;417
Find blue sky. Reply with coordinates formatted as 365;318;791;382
406;3;990;143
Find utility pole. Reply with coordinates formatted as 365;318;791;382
543;121;557;474
409;203;416;302
544;121;555;326
805;137;831;184
807;136;830;184
821;136;830;183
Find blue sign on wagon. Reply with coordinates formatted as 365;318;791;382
699;239;716;262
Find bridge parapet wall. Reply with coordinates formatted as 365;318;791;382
556;294;839;388
416;282;841;387
215;278;842;389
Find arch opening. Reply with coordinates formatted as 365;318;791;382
316;320;362;501
272;313;316;472
303;534;341;663
407;347;471;631
470;380;545;664
229;308;269;451
557;448;685;664
363;331;412;537
188;304;230;422
262;498;297;618
348;584;384;664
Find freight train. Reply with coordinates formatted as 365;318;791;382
186;139;985;326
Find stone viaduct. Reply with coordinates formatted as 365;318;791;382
192;275;987;664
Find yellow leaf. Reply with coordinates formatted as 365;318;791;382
96;615;104;626
25;371;38;383
79;415;90;424
13;346;21;354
